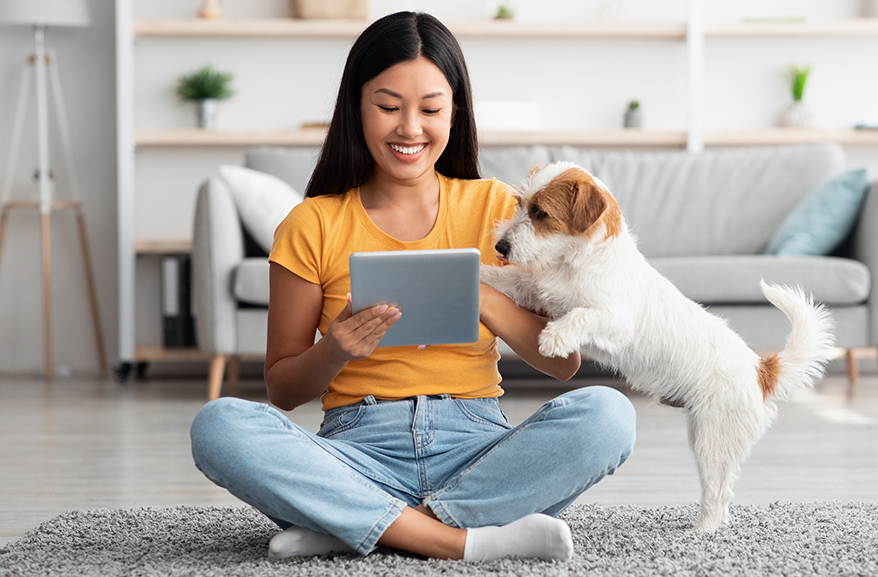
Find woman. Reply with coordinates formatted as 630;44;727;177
191;11;636;562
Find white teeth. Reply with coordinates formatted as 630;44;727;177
390;144;426;155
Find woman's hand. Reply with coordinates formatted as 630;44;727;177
264;264;401;410
324;294;402;361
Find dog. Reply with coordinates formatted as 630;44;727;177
480;161;836;532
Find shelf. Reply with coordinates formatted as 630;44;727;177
133;18;366;37
705;18;878;37
482;130;687;146
135;346;210;362
134;127;878;148
134;238;193;254
134;346;264;362
133;18;688;39
134;128;688;147
135;128;328;146
703;128;878;146
132;18;878;39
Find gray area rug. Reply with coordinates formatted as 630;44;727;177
2;502;877;576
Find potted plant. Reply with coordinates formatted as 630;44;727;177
779;64;815;128
174;65;236;130
624;100;642;129
495;3;515;19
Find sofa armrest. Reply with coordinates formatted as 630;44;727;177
851;180;878;346
192;177;245;355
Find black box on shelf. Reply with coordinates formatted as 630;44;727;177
161;254;196;348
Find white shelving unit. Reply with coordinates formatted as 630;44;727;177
114;0;878;370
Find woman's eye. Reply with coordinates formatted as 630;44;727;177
423;108;441;115
379;106;398;112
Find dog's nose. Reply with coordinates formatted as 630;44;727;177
495;239;511;258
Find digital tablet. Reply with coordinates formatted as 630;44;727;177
349;248;481;347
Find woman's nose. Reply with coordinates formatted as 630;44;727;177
398;109;422;139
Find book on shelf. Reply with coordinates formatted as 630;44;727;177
161;254;196;348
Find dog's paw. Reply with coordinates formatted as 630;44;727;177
694;515;723;533
538;322;578;358
479;264;504;288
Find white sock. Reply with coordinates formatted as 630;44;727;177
463;513;574;562
267;526;355;559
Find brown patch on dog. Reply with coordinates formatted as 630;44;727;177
757;353;782;400
527;168;623;243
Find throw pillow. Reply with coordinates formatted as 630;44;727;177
219;165;304;254
765;168;870;256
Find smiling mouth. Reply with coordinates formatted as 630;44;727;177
389;143;426;155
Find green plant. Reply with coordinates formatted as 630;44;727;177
495;4;514;19
786;65;811;102
175;65;236;101
628;100;640;110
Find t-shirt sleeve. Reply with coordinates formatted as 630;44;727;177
268;198;323;285
493;179;519;223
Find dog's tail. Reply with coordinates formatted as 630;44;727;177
758;280;835;400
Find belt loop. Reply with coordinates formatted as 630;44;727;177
363;395;377;405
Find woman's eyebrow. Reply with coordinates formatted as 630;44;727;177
373;88;448;100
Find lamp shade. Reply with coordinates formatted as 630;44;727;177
0;0;91;27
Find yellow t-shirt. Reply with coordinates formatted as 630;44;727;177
269;172;518;410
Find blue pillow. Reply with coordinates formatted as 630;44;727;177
765;168;870;256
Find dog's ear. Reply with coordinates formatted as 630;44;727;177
570;179;607;235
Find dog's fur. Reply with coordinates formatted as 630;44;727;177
481;161;836;532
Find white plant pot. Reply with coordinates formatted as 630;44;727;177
196;99;219;130
624;107;643;129
779;101;815;128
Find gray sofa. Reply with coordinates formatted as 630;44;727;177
192;143;874;400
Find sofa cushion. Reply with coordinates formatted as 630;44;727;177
219;165;304;253
232;258;270;306
549;144;845;258
765;168;870;256
651;255;870;305
245;147;322;194
479;146;552;188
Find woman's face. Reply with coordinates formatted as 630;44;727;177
360;56;454;186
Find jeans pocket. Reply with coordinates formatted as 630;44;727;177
453;398;512;430
318;405;365;438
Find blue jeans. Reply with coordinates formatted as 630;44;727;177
190;386;635;555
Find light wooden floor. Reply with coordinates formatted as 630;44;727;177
1;372;876;545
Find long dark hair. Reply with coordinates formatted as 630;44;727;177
305;11;480;198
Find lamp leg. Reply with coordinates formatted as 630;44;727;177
1;60;32;205
41;212;53;380
0;207;8;271
75;208;107;377
47;49;83;203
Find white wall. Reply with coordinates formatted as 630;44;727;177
1;0;877;374
0;0;117;376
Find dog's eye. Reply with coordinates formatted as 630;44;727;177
530;206;548;220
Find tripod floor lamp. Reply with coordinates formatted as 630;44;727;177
0;0;107;378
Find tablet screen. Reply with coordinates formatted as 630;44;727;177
349;248;481;347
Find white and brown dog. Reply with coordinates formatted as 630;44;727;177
481;161;835;532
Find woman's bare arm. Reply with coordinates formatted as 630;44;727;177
264;263;401;410
478;283;580;381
